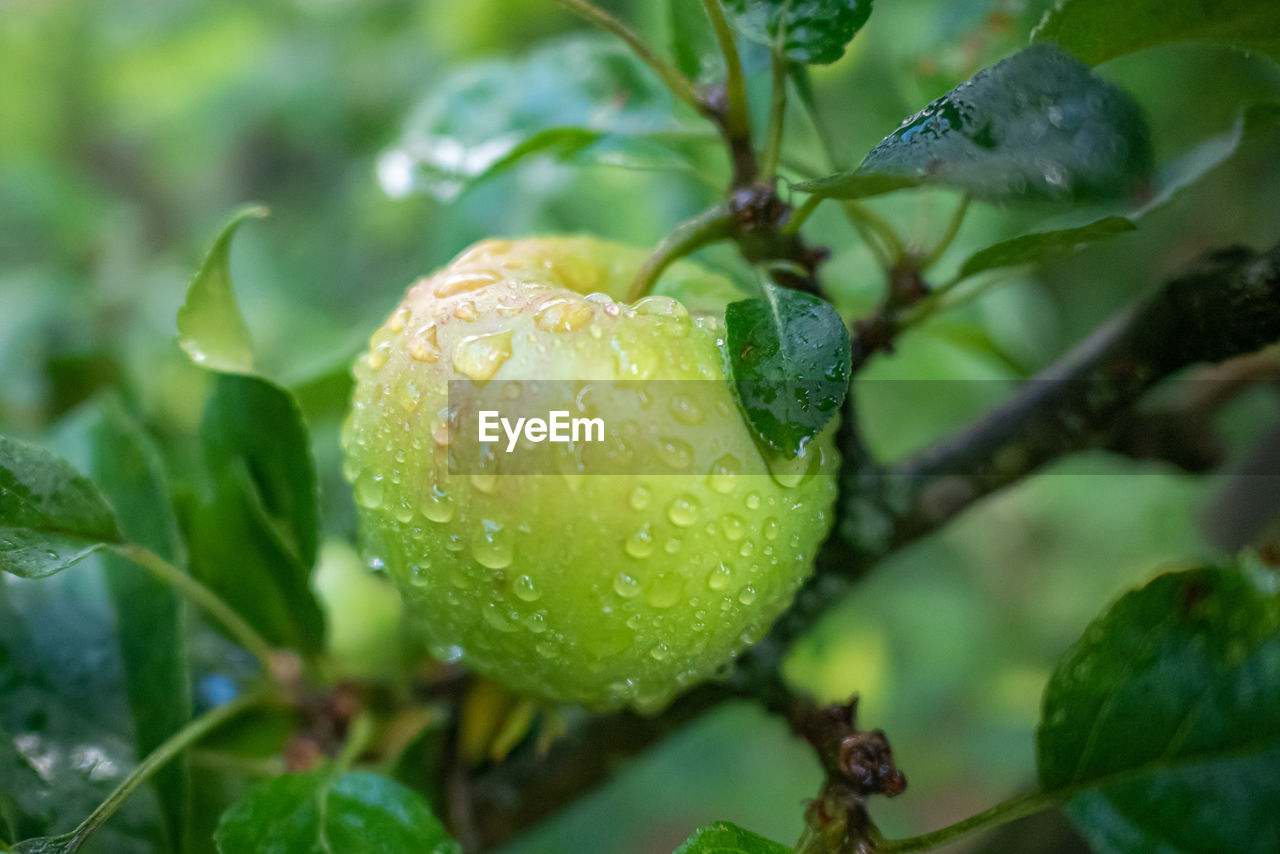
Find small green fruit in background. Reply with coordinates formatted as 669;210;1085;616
342;236;837;712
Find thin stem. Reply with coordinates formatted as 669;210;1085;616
627;203;734;302
702;0;751;142
877;790;1052;853
790;64;846;171
918;194;971;270
112;542;276;670
760;51;789;179
551;0;702;113
335;711;375;775
784;194;823;234
60;690;268;853
842;202;902;266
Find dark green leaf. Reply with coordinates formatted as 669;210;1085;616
673;821;792;854
725;285;850;457
1;569;167;852
1032;0;1280;67
0;728;48;844
185;374;324;654
214;770;459;854
176;206;266;375
88;400;190;853
957;216;1136;279
0;435;122;579
724;0;873;65
380;37;707;202
796;45;1153;203
1039;565;1280;854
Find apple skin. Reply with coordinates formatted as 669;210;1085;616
342;236;837;712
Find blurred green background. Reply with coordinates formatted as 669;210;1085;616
3;0;1279;852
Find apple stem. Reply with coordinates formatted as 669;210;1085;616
627;203;735;303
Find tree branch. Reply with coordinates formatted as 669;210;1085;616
464;240;1280;851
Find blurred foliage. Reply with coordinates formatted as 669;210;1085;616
2;0;1280;852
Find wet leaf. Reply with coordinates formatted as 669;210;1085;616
1039;565;1280;854
214;770;459;854
1;569;166;852
176;206;266;375
724;0;873;65
184;374;324;654
1033;0;1280;67
673;821;792;853
0;436;121;579
957;216;1136;279
379;37;706;202
725;285;850;457
796;45;1153;203
87;401;190;853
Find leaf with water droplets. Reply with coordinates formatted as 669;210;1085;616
1039;564;1280;854
176;206;266;374
214;770;459;854
673;821;792;853
796;45;1153;203
957;216;1136;279
724;0;873;65
725;285;850;457
379;37;707;202
0;436;122;579
1033;0;1280;67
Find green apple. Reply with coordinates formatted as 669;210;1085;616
342;236;837;712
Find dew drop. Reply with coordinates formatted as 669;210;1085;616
453;329;513;382
666;494;701;527
745;491;762;510
513;574;541;602
474;519;513;570
534;296;595;332
393;497;415;524
720;514;746;541
707;562;733;591
738;540;756;558
354;469;385;509
708;454;740;493
649;643;671;661
762;517;780;541
628;484;652;510
422;483;454;523
631;295;687;317
435;270;499;298
625;523;655;559
388;305;412;333
613;572;641;599
409;325;440;362
656;436;694;470
366;341;392;371
452;301;477;322
738;586;758;605
645;572;683;608
669;395;704;425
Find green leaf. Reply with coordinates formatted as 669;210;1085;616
379;36;709;202
184;374;324;654
214;770;459;854
87;400;190;853
725;285;850;457
0;435;122;579
795;45;1153;203
1039;565;1280;854
957;216;1136;279
724;0;873;65
673;821;792;854
1;566;169;851
1032;0;1280;67
176;206;266;375
0;728;47;844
